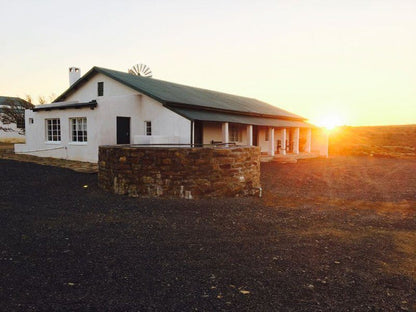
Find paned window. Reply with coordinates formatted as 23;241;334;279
229;124;242;142
97;82;104;96
46;119;61;142
70;117;87;142
145;121;152;136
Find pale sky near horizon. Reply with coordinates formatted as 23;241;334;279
0;0;415;126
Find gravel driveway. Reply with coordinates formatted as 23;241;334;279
1;158;415;311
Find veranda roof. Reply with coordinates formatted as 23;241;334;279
169;107;312;128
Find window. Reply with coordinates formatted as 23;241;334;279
265;128;269;141
145;121;151;136
229;124;242;142
16;118;25;129
97;82;104;96
29;118;34;124
46;119;61;142
70;117;87;142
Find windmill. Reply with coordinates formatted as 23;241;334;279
128;63;153;77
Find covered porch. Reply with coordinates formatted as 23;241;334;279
193;121;315;156
168;107;329;159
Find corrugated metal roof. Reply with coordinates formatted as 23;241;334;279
170;107;313;128
55;67;305;120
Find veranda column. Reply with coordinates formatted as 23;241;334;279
281;128;287;155
293;127;300;154
246;125;253;146
222;122;229;145
269;127;275;156
306;128;312;153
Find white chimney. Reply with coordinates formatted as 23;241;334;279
69;67;81;86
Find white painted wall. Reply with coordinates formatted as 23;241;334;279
275;128;286;154
311;128;329;157
299;128;312;152
14;70;323;160
15;106;100;162
65;73;138;102
202;122;250;145
15;74;192;162
138;97;190;143
15;91;191;162
202;122;222;144
239;125;248;145
258;127;270;153
134;135;181;144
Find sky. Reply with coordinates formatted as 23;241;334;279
0;0;415;127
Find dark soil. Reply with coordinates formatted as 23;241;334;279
1;157;415;311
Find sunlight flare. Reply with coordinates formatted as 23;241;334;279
317;113;344;130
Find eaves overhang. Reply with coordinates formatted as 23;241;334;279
168;107;314;128
32;100;97;112
164;102;305;122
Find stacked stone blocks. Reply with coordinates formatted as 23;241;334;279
98;146;261;198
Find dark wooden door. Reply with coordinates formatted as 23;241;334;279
252;125;258;146
194;120;203;146
116;117;130;144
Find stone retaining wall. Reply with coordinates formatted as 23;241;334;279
98;146;261;198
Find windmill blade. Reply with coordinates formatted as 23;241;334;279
128;63;152;77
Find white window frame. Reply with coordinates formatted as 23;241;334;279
144;121;152;136
45;118;61;143
70;117;88;143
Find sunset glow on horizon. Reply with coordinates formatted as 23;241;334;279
314;114;345;130
0;0;415;127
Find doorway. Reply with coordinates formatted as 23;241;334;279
194;120;203;146
252;125;259;146
116;117;130;144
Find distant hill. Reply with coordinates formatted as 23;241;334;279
329;125;416;158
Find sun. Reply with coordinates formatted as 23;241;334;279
318;114;343;130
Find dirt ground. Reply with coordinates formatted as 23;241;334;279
1;157;415;311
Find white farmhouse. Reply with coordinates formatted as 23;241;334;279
0;96;28;143
15;66;328;162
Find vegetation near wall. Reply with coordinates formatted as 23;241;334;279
98;146;261;198
329;125;416;159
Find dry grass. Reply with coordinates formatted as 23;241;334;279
329;124;416;158
0;138;25;144
0;142;14;150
